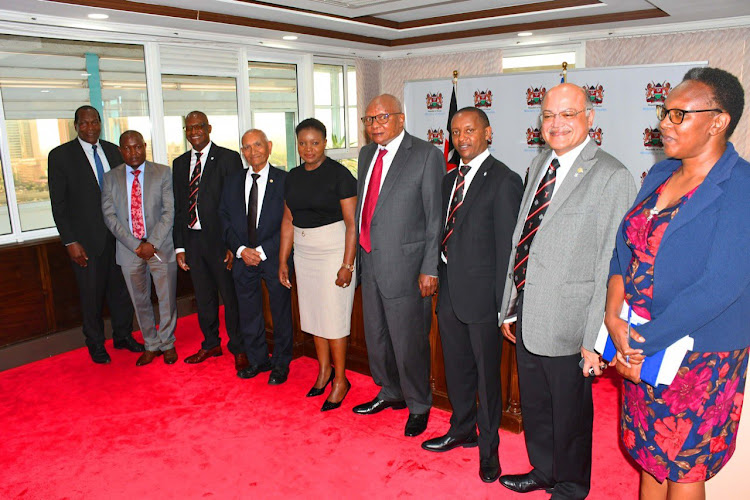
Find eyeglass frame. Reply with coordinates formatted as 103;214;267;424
539;108;589;122
360;112;403;126
183;122;208;132
655;105;724;125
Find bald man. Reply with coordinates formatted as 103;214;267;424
498;84;636;498
219;129;293;385
101;131;178;366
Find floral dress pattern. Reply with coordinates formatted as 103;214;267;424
620;176;748;483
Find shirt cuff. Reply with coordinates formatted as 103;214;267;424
65;241;77;246
502;315;517;324
236;245;247;259
256;245;267;261
175;248;185;254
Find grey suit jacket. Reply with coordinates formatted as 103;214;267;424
355;132;444;299
101;161;176;266
499;140;636;356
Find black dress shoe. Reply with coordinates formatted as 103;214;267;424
499;472;555;494
321;380;351;412
352;397;407;415
268;366;289;385
237;360;272;379
113;337;145;353
306;368;335;397
421;433;478;452
405;411;430;437
89;346;111;364
479;455;501;483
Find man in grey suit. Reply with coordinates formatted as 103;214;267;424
498;84;636;499
352;94;444;438
102;130;178;366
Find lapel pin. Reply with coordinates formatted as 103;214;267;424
574;167;584;177
483;172;487;176
269;178;274;183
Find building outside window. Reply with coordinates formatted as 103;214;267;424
313;61;358;176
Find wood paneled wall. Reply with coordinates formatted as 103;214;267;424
0;238;522;432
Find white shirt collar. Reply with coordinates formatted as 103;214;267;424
192;141;212;158
248;162;269;179
460;148;490;170
380;129;405;155
78;137;101;151
551;136;590;169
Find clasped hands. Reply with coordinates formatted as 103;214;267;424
604;313;646;384
135;241;156;260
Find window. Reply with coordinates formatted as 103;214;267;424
248;62;298;170
0;35;150;234
162;74;239;165
313;61;358;176
0;159;10;235
502;50;578;74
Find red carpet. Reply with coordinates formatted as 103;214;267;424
0;312;638;499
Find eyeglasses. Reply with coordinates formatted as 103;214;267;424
183;123;208;132
360;113;403;126
540;109;587;122
656;105;723;124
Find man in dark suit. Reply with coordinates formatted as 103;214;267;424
218;129;292;385
101;131;178;366
48;105;142;364
173;111;244;371
422;108;523;482
352;94;444;437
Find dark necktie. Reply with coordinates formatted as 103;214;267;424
359;148;388;253
188;151;202;228
92;144;105;189
513;158;559;292
247;173;260;247
441;165;471;259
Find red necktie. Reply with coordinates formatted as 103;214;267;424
359;148;388;253
513;158;558;292
131;169;145;239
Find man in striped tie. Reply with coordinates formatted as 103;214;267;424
498;84;636;499
421;107;522;483
101;131;178;366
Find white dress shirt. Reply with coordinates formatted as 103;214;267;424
125;162;147;240
441;148;490;264
236;162;270;261
78;137;112;181
503;136;592;324
175;142;212;255
358;129;406;231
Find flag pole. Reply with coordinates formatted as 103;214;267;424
445;70;459;171
561;62;568;83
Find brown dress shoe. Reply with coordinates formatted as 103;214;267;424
163;348;178;365
136;350;162;366
234;353;250;372
183;346;222;364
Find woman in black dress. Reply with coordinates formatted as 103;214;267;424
279;118;357;411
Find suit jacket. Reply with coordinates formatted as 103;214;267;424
499;140;636;356
355;132;444;298
172;143;243;250
101;161;176;266
440;154;523;324
48;138;123;257
609;142;750;355
219;166;288;272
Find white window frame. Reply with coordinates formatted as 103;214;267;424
502;43;586;72
312;57;358;163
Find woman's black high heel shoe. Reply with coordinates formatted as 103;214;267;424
321;380;351;412
306;368;335;397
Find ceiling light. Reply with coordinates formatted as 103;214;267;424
518;32;533;37
40;90;50;93
282;35;298;41
87;13;109;20
81;73;91;77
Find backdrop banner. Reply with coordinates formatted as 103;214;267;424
404;62;706;185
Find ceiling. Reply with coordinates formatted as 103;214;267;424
2;0;750;55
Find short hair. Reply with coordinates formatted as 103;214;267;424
119;130;144;145
295;118;327;138
242;128;269;144
185;110;208;123
682;67;745;138
452;107;490;128
74;105;101;124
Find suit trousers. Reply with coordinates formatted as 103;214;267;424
185;229;241;353
121;256;177;352
232;262;293;369
71;236;134;350
360;251;432;414
516;292;593;500
437;265;502;460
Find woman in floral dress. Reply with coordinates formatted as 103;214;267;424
606;67;749;499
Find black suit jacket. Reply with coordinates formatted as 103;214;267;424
219;165;288;272
440;154;523;324
48;138;123;257
172;143;243;250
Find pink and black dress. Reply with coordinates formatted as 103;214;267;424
620;176;748;483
